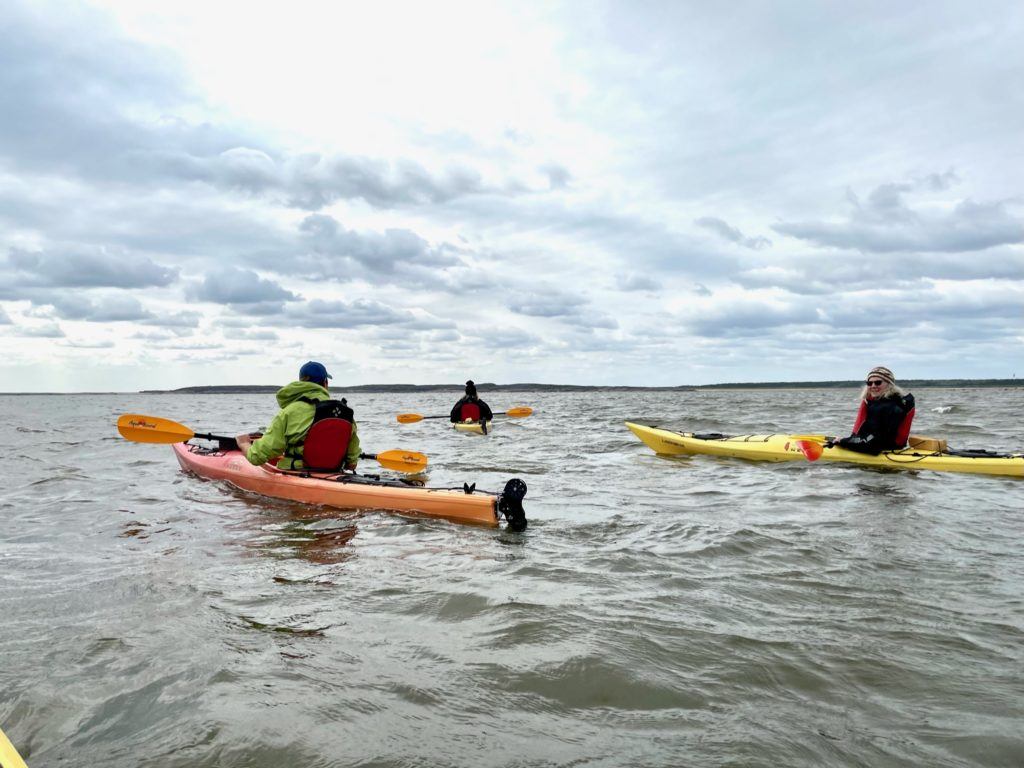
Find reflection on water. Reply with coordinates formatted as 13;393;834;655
249;522;359;565
0;389;1022;768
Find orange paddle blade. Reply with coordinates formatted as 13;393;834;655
794;439;824;461
368;449;428;473
117;414;194;443
503;406;533;418
396;413;425;424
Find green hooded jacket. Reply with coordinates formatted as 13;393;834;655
244;380;360;469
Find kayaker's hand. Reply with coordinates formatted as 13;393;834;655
344;461;357;471
235;433;253;453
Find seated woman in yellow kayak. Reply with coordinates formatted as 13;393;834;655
450;380;493;424
829;366;915;455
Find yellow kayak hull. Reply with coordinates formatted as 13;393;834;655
625;422;1024;478
453;420;492;435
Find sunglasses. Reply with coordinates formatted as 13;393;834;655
866;379;886;386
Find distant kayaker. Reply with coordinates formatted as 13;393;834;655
235;360;361;471
450;380;494;423
829;366;915;455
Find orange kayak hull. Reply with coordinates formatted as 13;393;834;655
172;443;501;526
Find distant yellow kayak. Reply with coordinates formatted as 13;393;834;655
625;422;1024;478
453;420;492;435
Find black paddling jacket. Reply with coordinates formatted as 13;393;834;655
837;393;916;455
450;396;494;422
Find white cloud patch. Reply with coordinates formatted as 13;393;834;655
774;180;1024;253
17;320;65;338
3;247;177;291
187;267;299;315
45;293;156;322
284;298;415;329
696;217;772;250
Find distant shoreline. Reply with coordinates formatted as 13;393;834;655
1;379;1020;395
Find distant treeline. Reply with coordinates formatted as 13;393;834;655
141;379;1021;394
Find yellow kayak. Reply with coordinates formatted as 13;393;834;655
625;422;1024;478
0;724;28;768
453;420;492;435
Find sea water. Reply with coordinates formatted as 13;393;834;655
1;388;1022;767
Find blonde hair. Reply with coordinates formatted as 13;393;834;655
859;381;904;401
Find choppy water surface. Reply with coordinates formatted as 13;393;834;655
1;388;1022;767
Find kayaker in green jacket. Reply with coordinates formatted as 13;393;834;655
235;361;361;470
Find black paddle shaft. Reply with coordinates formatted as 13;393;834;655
193;432;239;450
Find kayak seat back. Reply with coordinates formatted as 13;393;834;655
459;402;481;421
302;418;353;471
908;435;947;452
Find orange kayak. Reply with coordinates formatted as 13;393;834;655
172;443;527;529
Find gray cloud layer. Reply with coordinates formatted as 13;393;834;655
1;1;1022;387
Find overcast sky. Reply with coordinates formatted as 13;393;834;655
1;0;1022;391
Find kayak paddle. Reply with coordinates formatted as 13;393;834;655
116;414;428;473
791;434;829;461
397;406;533;424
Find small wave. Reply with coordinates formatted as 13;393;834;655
931;405;955;414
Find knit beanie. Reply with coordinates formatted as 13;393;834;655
867;366;895;385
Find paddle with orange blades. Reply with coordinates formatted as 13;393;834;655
116;414;428;473
396;406;533;424
791;434;831;461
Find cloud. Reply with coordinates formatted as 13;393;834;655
139;311;202;329
696;217;772;250
737;250;1024;295
463;326;542;348
773;180;1024;253
222;328;280;341
187;267;298;314
674;293;821;338
296;214;460;275
284;298;415;329
0;4;530;216
131;329;194;341
541;163;571;190
16;320;65;338
61;339;116;349
616;272;660;291
507;290;587;318
45;294;156;322
0;305;11;324
5;247;178;289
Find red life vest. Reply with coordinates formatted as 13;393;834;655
458;402;482;421
295;398;354;471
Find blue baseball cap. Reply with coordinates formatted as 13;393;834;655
299;361;332;381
